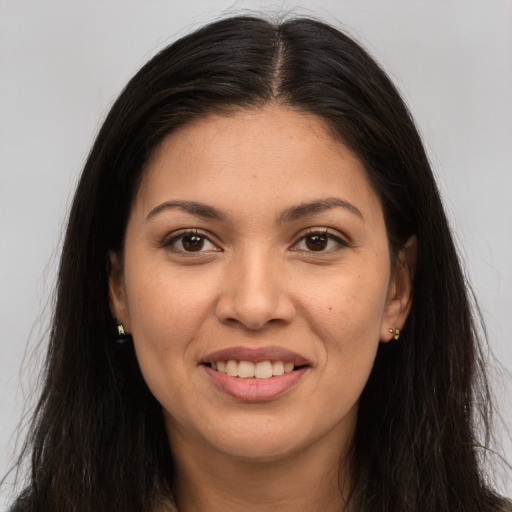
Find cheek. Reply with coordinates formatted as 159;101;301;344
123;267;220;423
300;262;389;346
123;260;219;380
295;258;390;400
126;256;215;332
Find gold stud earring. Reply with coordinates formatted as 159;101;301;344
116;323;128;343
389;328;400;340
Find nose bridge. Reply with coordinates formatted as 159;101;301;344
216;243;294;330
235;244;277;303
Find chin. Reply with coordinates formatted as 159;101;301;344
169;410;310;463
210;434;304;463
202;414;320;462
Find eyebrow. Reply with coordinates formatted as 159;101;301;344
278;197;364;223
146;200;229;222
146;197;363;224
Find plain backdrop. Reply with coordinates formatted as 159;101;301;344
1;0;511;506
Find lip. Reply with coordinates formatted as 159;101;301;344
200;346;311;402
201;346;310;366
203;365;309;402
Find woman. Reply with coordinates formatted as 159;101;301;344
7;14;510;512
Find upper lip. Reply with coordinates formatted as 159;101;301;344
201;346;310;366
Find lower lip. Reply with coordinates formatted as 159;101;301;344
203;365;308;402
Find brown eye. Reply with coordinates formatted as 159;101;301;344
305;234;328;251
181;234;205;252
292;230;348;253
166;231;218;253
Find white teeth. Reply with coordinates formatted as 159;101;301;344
238;360;255;378
271;360;284;376
284;362;294;373
226;359;238;377
211;359;299;379
255;361;273;379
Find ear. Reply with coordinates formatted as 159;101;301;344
108;250;131;333
380;236;416;342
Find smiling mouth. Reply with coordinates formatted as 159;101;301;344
202;348;310;401
204;360;308;380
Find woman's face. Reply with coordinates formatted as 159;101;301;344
109;105;413;463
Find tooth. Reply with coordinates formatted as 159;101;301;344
255;361;273;379
238;361;255;378
272;361;284;376
226;360;238;377
215;359;296;378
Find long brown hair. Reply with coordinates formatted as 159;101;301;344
9;15;505;511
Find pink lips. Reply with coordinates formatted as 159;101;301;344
201;346;310;402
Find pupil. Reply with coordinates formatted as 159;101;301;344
183;235;204;251
306;234;327;251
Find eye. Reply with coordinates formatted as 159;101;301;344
164;230;219;253
292;230;348;252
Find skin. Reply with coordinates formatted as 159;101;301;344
109;105;415;512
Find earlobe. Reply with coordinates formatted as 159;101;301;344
380;236;417;342
107;250;131;331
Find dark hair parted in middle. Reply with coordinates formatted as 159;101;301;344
20;15;499;512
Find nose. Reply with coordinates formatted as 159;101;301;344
215;247;296;331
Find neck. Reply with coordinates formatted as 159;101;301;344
170;426;353;512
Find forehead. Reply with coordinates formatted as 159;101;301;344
135;105;382;224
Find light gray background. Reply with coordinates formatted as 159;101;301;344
1;0;511;507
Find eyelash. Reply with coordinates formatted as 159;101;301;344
162;228;350;255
